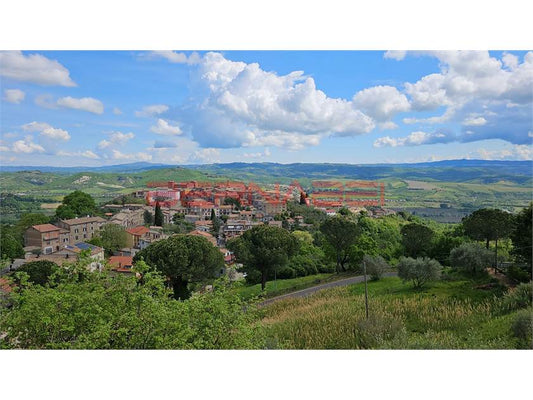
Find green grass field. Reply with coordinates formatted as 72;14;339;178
260;276;531;349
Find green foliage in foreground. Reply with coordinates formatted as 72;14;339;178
261;277;532;349
0;261;263;349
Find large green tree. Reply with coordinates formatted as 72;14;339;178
400;223;435;258
55;190;98;219
134;234;224;299
510;203;532;267
15;260;59;286
397;256;442;289
89;224;128;256
228;225;299;290
320;216;360;273
462;208;514;268
0;230;24;260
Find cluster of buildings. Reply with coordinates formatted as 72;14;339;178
13;179;391;277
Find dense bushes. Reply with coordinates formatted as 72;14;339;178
450;243;493;274
511;309;532;348
16;260;59;286
363;255;388;281
397;257;442;288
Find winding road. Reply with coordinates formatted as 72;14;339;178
259;272;397;307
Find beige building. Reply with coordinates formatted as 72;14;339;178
57;216;106;244
109;208;146;228
24;224;70;254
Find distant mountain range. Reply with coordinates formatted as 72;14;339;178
1;159;531;174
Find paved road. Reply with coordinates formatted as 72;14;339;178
259;272;397;307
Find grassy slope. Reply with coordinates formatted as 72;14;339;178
261;276;527;349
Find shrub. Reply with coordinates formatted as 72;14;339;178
511;309;533;348
502;282;532;311
397;257;442;288
450;243;493;274
363;255;388;281
355;315;404;349
277;266;296;279
507;265;531;283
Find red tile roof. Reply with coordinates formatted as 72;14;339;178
126;226;150;236
108;256;133;268
0;277;13;293
32;224;60;233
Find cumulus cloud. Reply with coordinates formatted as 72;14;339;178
135;104;169;117
111;150;152;162
112;107;122;115
57;96;104;114
98;131;134;149
150;119;182;135
352;85;410;121
22;121;71;141
3;89;25;104
171;52;375;150
151;51;201;65
11;137;45;154
0;51;76;87
373;131;456;147
405;51;533;110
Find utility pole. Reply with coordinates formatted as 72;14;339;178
363;260;369;319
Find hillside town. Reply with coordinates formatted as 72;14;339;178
9;180;393;277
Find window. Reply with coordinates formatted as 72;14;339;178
75;228;79;233
83;227;87;232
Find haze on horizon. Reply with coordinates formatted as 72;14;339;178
1;50;532;167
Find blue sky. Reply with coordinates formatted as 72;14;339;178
1;50;532;166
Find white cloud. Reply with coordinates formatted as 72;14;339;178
3;89;25;104
11;138;45;153
112;107;122;115
135;104;169;117
373;131;455;147
173;52;375;149
462;117;487;126
41;127;70;141
111;150;152;162
502;52;519;70
34;94;57;109
476;145;532;160
189;148;220;163
384;51;407;61
22;121;52;132
151;51;201;65
21;121;70;141
243;148;271;159
352;85;410;121
0;145;10;152
404;51;533;110
57;150;100;159
150;119;182;135
57;96;104;114
0;51;76;87
98;131;134;149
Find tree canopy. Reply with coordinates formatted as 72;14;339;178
154;202;164;227
88;223;127;256
134;234;224;299
397;256;441;288
462;208;514;249
320;216;360;273
400;223;435;258
0;260;262;349
228;225;298;290
56;190;98;220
